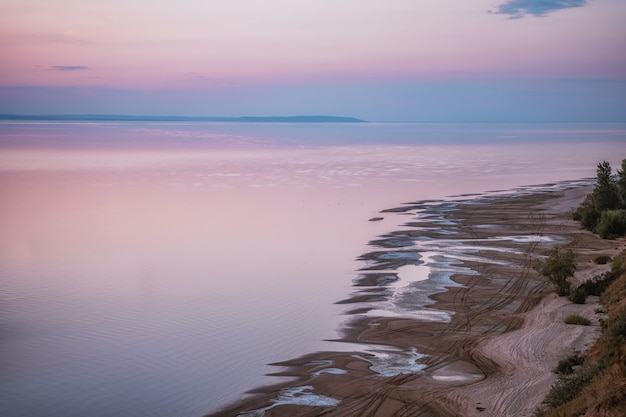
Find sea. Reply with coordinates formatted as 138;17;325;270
0;121;624;417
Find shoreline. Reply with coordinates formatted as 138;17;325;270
208;181;625;417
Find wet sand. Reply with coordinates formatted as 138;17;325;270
208;182;625;417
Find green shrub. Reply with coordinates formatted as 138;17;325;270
554;354;585;375
540;363;600;410
595;209;626;239
573;195;601;231
593;254;612;264
568;287;587;304
580;269;621;296
564;314;591;325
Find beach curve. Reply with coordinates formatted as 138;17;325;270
207;181;625;417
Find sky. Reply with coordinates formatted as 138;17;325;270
0;0;625;121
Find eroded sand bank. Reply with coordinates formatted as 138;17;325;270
209;182;625;417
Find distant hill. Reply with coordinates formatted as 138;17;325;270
0;114;367;123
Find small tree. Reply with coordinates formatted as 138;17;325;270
617;159;626;207
593;161;620;211
539;247;577;296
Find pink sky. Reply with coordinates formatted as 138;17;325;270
0;0;625;120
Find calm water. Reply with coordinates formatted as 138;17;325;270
0;122;624;417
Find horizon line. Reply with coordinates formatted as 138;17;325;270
2;114;626;124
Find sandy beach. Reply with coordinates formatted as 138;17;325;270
208;182;625;417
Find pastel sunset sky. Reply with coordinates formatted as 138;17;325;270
1;0;625;121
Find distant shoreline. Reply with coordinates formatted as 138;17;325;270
0;114;367;123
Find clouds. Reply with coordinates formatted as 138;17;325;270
493;0;587;18
51;65;88;71
0;0;623;120
1;0;621;88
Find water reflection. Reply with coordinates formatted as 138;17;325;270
0;122;624;417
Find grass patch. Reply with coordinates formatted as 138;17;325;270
563;314;591;325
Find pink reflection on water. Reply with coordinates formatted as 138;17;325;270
1;129;625;416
